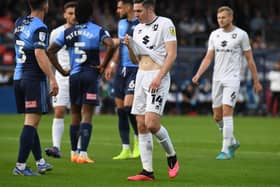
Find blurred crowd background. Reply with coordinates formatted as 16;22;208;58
0;0;279;116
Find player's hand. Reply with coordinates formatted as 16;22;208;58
104;67;112;80
49;78;59;96
96;65;105;74
254;81;263;95
149;76;161;93
62;69;70;76
192;75;200;85
123;34;129;47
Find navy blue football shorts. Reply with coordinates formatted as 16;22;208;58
112;67;138;99
70;70;100;106
14;79;50;114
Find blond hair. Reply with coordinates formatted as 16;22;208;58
217;6;234;16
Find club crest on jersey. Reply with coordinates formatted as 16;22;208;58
232;33;237;39
153;24;158;31
169;26;176;36
39;32;46;42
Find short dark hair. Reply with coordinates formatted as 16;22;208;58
75;0;93;23
119;0;133;5
64;1;77;12
133;0;155;7
28;0;48;10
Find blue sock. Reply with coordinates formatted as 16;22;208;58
70;124;80;151
80;123;92;152
124;106;138;136
31;129;42;161
117;108;129;145
17;125;36;163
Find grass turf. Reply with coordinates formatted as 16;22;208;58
0;114;279;187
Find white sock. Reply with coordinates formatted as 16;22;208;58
155;126;176;157
217;120;223;132
36;158;46;166
139;133;153;172
77;136;81;150
79;151;88;157
16;162;26;170
71;150;78;156
222;116;234;154
122;144;130;149
52;118;64;149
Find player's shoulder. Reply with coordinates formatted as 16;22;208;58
157;16;174;25
51;25;65;34
233;26;248;35
31;17;47;29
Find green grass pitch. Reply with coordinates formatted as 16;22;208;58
0;114;279;187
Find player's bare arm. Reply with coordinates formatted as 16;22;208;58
99;37;114;74
35;48;58;96
123;34;139;64
105;41;120;80
244;50;263;94
47;43;70;76
192;50;214;84
149;40;177;92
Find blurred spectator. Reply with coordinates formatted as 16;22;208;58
197;79;211;115
267;61;280;116
251;33;267;49
0;69;13;86
181;81;198;115
250;10;265;36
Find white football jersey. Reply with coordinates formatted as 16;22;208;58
131;16;177;66
49;25;70;79
208;26;251;81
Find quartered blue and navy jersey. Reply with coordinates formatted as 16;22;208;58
13;16;48;81
118;18;139;68
54;22;110;75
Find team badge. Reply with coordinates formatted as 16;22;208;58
169;26;176;36
232;33;237;39
39;32;46;42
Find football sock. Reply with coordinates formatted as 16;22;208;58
217;120;223;132
80;123;92;151
70;124;80;151
117;108;130;145
222;116;234;153
167;154;177;169
155;126;176;157
17;125;36;163
16;162;26;170
124;106;138;136
52;118;64;149
122;144;130;149
32;129;42;161
139;133;153;172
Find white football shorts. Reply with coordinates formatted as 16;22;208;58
52;76;70;108
212;80;240;108
131;69;170;115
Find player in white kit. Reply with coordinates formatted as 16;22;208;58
124;0;179;181
192;6;262;160
45;1;77;158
